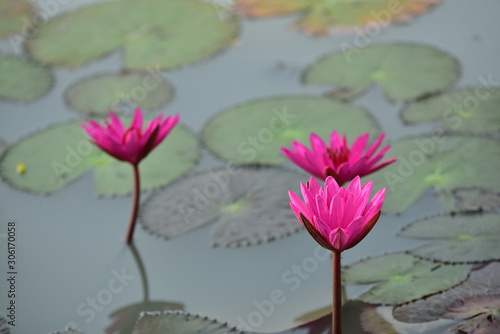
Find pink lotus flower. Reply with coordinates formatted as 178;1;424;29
289;176;385;253
81;109;179;166
281;132;396;185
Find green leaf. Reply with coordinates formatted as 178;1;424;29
132;312;243;334
236;0;440;36
201;96;380;165
366;134;500;214
26;0;239;70
304;43;459;101
108;301;184;334
400;213;500;263
0;0;36;37
0;120;200;196
393;262;500;323
0;54;53;102
94;125;199;197
401;88;500;135
0;121;100;194
343;252;470;305
65;73;174;116
140;166;303;247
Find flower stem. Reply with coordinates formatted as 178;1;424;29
126;164;140;244
332;250;342;334
129;242;149;302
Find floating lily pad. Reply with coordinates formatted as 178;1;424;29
444;295;500;334
401;88;500;135
26;0;239;70
201;96;380;165
0;315;10;334
343;252;469;305
0;120;199;196
366;134;500;214
360;305;398;334
236;0;440;36
303;44;459;101
140;166;303;247
0;0;36;38
393;262;500;323
65;73;174;116
450;187;500;212
0;54;53;102
132;312;243;334
399;213;500;263
107;301;184;334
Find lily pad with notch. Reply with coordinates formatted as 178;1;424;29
235;0;440;36
25;0;239;70
201;96;380;165
393;262;500;323
139;166;304;247
303;43;459;101
132;311;243;334
0;54;53;102
65;73;174;116
401;88;500;135
443;295;500;334
0;119;200;196
342;252;470;305
366;134;500;214
399;213;500;263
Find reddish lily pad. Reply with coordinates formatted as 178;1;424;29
393;262;500;323
303;44;459;101
366;134;500;214
342;252;469;305
132;312;243;334
139;166;303;247
0;54;53;102
0;119;200;196
444;295;500;334
401;88;500;135
450;187;500;212
26;0;239;70
399;213;500;263
236;0;440;36
201;96;380;165
65;73;174;116
0;0;36;38
360;305;398;334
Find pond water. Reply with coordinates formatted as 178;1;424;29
0;1;499;333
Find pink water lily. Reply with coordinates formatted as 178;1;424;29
81;109;179;244
289;176;385;253
281;132;396;185
81;108;179;166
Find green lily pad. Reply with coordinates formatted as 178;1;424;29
399;213;500;263
26;0;239;70
366;134;500;214
0;0;36;38
393;262;500;323
0;120;200;196
65;73;174;116
201;96;380;165
140;166;303;247
132;312;243;334
108;301;184;334
0;54;53;102
303;44;459;101
401;88;500;135
444;295;500;334
236;0;440;36
343;252;469;305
